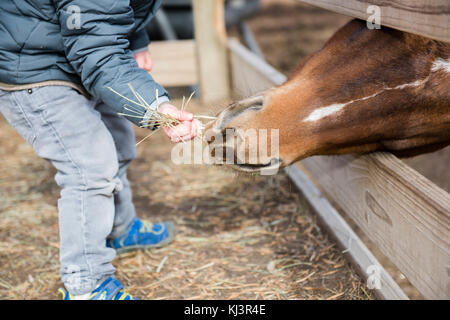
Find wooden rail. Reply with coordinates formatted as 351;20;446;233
285;165;409;299
295;0;450;42
192;0;230;102
228;39;450;299
149;40;197;87
302;154;450;299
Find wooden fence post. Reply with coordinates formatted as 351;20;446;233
192;0;230;103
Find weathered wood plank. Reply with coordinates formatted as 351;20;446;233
285;164;409;300
228;39;450;299
295;0;450;42
192;0;230;102
301;154;450;300
148;40;198;87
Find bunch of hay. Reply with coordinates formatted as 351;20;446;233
108;83;215;145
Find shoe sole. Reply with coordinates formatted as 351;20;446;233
114;222;176;255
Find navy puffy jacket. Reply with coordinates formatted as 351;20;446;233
0;0;169;126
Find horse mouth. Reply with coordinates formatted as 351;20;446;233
205;137;282;174
225;158;282;173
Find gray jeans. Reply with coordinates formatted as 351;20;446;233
0;86;137;295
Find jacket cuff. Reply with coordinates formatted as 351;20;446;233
129;29;150;52
142;95;170;130
133;47;150;54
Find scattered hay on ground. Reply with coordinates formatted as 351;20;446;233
0;99;372;300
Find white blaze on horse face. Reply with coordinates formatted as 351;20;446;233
431;58;450;75
303;103;346;122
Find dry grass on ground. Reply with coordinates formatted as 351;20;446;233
0;98;372;300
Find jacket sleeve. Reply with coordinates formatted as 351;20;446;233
54;0;169;127
129;28;150;52
129;0;164;52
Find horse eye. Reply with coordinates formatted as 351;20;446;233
247;102;264;111
247;105;262;111
241;95;264;112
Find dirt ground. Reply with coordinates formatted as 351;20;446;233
0;95;372;299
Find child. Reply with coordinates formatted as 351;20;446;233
0;0;200;300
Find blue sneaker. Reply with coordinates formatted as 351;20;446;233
59;276;137;300
106;218;175;254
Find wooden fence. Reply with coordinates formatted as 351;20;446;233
227;39;449;299
149;0;450;299
295;0;450;42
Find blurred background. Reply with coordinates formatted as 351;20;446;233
146;0;350;75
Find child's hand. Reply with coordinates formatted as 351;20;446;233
134;50;153;71
158;103;201;143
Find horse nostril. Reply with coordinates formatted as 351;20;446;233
204;125;222;144
205;124;241;146
209;145;236;163
222;127;237;139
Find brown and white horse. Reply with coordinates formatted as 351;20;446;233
205;19;450;172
